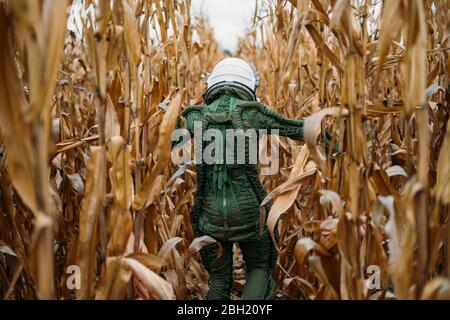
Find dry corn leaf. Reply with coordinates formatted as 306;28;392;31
125;258;176;300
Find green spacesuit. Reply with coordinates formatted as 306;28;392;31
175;85;304;300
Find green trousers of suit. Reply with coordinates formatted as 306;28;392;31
203;229;274;300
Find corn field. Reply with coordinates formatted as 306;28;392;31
1;0;450;300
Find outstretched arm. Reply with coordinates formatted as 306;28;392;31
171;106;204;149
237;102;337;153
237;102;304;141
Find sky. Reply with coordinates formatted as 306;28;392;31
191;0;257;52
68;0;258;53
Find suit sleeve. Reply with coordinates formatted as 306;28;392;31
238;102;304;141
238;102;338;153
171;106;204;149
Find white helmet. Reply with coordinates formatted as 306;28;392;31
205;58;260;101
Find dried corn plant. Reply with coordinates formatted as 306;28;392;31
1;0;450;301
1;0;222;300
237;0;450;300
